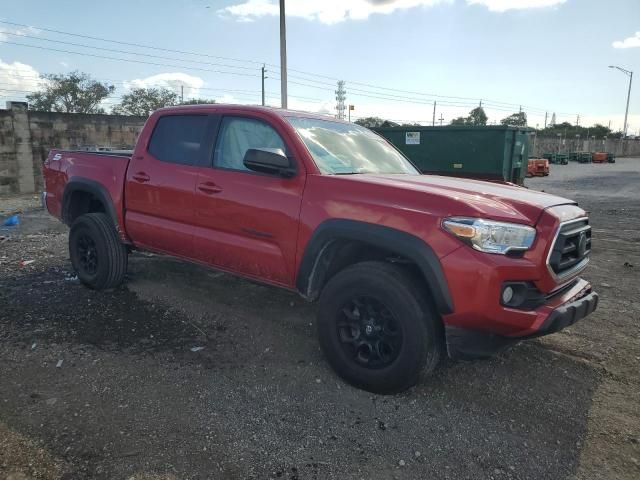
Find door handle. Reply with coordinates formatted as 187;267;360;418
132;172;150;183
197;182;223;194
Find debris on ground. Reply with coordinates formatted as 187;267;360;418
2;215;20;227
623;261;634;268
19;260;35;267
190;346;204;352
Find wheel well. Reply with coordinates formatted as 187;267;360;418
305;239;432;305
64;190;106;225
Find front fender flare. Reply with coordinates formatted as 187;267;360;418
296;219;454;314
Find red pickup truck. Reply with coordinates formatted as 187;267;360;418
43;104;598;393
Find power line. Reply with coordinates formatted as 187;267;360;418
0;40;262;78
0;20;574;116
0;30;260;73
0;73;326;101
0;20;265;67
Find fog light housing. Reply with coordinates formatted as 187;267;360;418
502;286;514;304
500;282;545;310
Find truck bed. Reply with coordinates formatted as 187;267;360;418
43;149;132;241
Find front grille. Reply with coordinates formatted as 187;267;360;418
548;219;591;277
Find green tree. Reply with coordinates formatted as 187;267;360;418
468;106;488;126
180;98;217;105
26;71;115;113
450;116;469;125
449;107;487;126
535;122;617;138
354;116;398;128
500;111;527;127
112;88;179;116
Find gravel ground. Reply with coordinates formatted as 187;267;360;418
0;159;639;480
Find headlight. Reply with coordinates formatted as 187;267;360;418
442;217;536;254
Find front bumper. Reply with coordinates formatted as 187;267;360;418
445;285;598;360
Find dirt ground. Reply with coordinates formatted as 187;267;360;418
0;159;638;480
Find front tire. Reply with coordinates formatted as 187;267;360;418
317;261;442;394
69;213;128;290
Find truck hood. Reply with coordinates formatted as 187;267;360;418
339;174;576;225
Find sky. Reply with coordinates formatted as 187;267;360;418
0;0;638;132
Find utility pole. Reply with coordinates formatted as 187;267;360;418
180;85;184;103
576;114;580;126
261;64;266;106
432;101;436;126
348;105;354;122
544;111;548;128
609;65;633;137
438;113;444;126
279;0;288;109
608;119;611;129
479;100;483;107
335;81;346;120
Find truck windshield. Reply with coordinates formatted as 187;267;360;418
286;117;419;175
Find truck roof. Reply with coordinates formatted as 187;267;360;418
154;103;343;123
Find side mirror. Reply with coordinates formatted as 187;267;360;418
243;148;294;177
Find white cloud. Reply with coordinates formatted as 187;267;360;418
0;25;41;42
219;0;451;25
219;0;566;23
215;94;241;104
123;72;205;98
279;98;335;115
613;31;640;49
465;0;566;12
0;59;43;101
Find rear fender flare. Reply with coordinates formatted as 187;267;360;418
61;177;118;228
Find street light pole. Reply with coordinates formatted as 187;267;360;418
624;71;633;136
261;64;266;106
279;0;288;109
609;65;633;137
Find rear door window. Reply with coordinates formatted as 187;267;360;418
148;115;209;166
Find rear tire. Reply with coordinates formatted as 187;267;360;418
317;261;442;394
69;213;128;290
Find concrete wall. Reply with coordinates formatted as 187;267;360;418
0;102;146;194
530;134;640;158
2;101;640;194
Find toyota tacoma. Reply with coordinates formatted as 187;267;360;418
43;105;598;393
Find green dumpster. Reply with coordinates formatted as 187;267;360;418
607;153;616;163
544;153;569;165
372;125;531;184
578;152;592;163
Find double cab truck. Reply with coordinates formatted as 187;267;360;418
43;104;598;394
